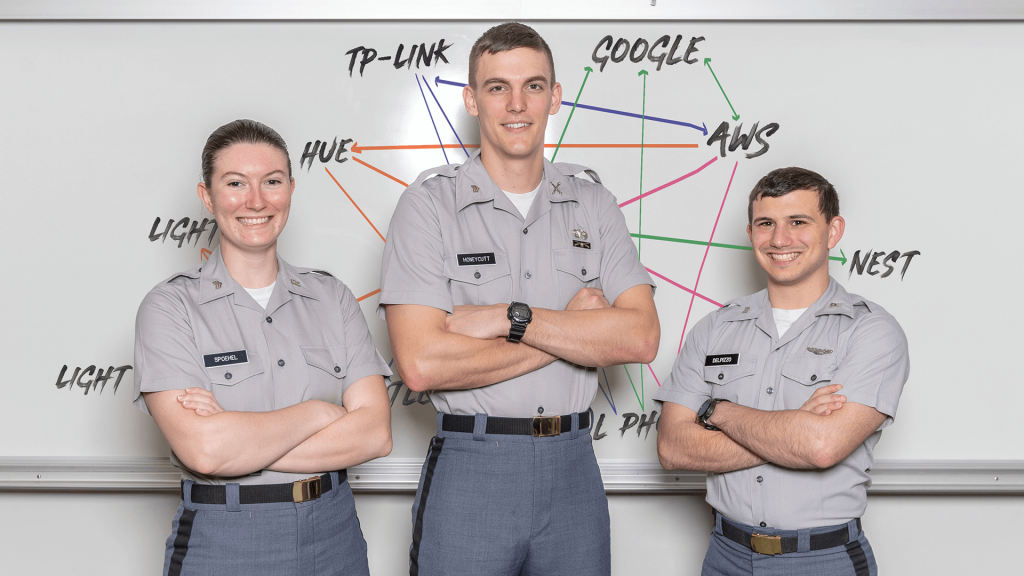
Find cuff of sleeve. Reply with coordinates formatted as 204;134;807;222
843;391;898;429
342;361;394;394
651;389;706;414
602;273;656;306
377;290;454;320
133;375;207;415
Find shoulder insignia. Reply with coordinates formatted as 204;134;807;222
553;162;602;185
411;163;460;189
309;270;334;278
167;270;200;283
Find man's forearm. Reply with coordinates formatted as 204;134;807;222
657;404;764;473
710;402;836;469
524;304;658;367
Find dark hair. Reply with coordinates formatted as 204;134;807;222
201;119;291;186
468;22;555;89
747;167;840;224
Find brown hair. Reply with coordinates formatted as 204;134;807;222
468;22;555;89
201;119;291;186
748;167;840;224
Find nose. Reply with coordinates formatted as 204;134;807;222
245;186;268;212
508;88;525;113
770;225;791;247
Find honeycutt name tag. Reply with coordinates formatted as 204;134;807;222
204;350;249;368
704;354;739;367
457;252;496;266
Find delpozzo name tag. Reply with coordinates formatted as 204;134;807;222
457;252;496;266
204;350;249;368
704;354;740;367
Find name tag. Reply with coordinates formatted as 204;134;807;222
457;252;496;266
573;240;591;249
204;350;248;368
704;354;739;367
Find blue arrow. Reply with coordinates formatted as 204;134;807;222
415;76;449;164
434;75;707;135
599;368;618;415
422;75;470;158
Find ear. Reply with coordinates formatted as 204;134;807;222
463;84;479;117
197;182;214;214
827;215;846;250
747;223;753;244
549;81;562;115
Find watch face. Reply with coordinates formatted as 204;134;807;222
698;399;712;420
510;303;531;322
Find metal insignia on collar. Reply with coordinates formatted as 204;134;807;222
551;182;562;195
742;307;750;314
829;303;842;308
291;279;301;287
212;281;222;289
807;347;834;355
471;184;479;193
572;228;588;240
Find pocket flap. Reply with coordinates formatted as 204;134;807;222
781;356;836;386
703;358;756;385
443;252;511;285
301;345;348;379
205;351;264;386
554;249;602;282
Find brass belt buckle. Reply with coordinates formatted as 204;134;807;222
292;476;322;503
531;415;561;437
750;533;782;556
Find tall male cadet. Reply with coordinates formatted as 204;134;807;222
655;168;909;576
379;23;659;576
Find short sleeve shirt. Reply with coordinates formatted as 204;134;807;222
133;247;392;485
652;278;910;529
378;151;654;417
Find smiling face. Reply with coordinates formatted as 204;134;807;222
463;47;562;167
197;143;294;258
747;188;845;307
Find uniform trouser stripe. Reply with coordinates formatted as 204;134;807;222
409;437;445;576
167;508;196;576
845;540;870;576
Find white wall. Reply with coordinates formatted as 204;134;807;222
1;493;1019;574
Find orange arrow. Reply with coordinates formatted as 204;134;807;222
200;248;212;261
357;288;382;302
351;157;409;188
352;142;696;153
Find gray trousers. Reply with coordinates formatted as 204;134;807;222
164;472;369;576
409;412;611;576
702;513;877;576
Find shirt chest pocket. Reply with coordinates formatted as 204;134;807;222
443;252;512;306
301;345;348;404
781;355;838;410
203;351;266;410
554;249;602;306
703;357;757;404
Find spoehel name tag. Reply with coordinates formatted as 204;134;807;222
573;240;591;249
704;354;739;367
457;252;496;266
204;350;248;368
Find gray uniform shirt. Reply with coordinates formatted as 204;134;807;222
378;151;654;417
652;278;910;529
133;247;391;485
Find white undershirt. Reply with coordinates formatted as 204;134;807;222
502;182;541;219
772;307;807;339
244;282;276;310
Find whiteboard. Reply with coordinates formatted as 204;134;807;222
2;19;1021;475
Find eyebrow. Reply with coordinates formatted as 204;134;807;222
482;75;549;87
221;170;287;179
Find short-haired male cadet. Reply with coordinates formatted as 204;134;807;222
379;22;660;576
654;167;909;576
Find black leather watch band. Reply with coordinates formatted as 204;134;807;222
698;398;730;431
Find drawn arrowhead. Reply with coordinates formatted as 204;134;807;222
434;75;440;87
200;248;212;262
840;249;847;266
584;66;593;72
701;122;708;136
352;142;362;154
732;113;740;121
704;57;711;66
638;69;648;76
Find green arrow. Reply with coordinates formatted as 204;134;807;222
637;70;649;398
631;233;847;263
624;364;644;413
551;66;593;162
704;58;740;121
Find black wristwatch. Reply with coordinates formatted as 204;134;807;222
506;301;532;343
697;398;730;431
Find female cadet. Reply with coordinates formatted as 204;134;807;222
132;119;392;576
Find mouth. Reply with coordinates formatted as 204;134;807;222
238;216;271;226
768;252;800;263
502;122;531;129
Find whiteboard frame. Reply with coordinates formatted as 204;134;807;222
2;0;1024;22
2;457;1022;495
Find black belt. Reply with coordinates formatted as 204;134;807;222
720;515;860;556
441;412;590;437
188;470;346;505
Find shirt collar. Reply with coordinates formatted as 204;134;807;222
198;246;236;305
454;151;579;218
198;247;319;309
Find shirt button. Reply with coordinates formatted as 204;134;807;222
224;372;232;380
266;317;273;323
537;406;544;414
334;366;341;373
718;373;724;380
278;359;285;367
581;268;587;276
766;387;773;395
525;271;532;279
523;228;528;234
474;271;481;279
757;476;763;483
811;374;817;381
760;522;767;528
